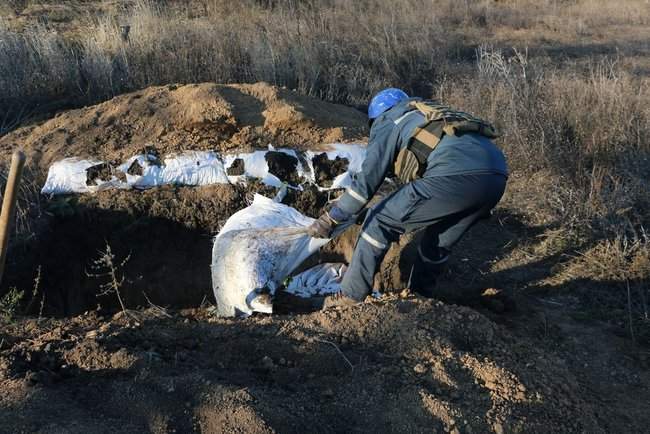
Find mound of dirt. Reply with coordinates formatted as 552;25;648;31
0;298;602;433
0;82;366;174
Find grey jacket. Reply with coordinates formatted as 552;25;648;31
337;98;509;215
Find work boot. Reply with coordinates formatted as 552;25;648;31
322;291;360;310
410;270;437;298
410;246;449;298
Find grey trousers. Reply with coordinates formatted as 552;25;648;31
340;173;507;300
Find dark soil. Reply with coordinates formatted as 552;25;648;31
226;158;245;176
264;151;302;186
126;159;143;176
0;298;612;434
282;185;331;218
312;153;349;187
86;162;116;185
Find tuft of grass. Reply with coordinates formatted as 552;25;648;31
0;164;42;245
0;287;23;322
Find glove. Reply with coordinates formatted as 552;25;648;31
308;206;349;238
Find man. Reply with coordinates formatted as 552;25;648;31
308;88;508;308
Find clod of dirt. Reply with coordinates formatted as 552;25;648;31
226;158;245;176
127;147;161;176
126;159;143;176
265;151;302;185
312;152;349;187
142;145;162;166
86;162;116;185
282;184;331;218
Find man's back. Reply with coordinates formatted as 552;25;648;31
380;98;509;179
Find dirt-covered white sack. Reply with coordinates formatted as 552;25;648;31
41;158;123;194
43;151;230;194
159;151;229;186
211;194;328;317
122;151;229;187
118;154;164;188
223;146;307;187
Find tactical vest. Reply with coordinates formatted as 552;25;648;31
394;101;499;183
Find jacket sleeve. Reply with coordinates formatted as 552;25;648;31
336;120;398;215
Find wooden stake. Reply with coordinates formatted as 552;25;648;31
0;150;26;285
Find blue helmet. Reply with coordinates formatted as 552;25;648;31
368;88;409;119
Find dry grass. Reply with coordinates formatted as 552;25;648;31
2;0;647;112
446;48;650;233
0;164;42;244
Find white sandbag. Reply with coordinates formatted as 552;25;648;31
305;143;367;190
44;151;230;195
211;194;328;317
121;151;230;188
118;154;164;188
41;158;123;194
160;151;229;186
223;146;307;187
285;263;347;298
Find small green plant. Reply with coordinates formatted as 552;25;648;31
0;287;24;322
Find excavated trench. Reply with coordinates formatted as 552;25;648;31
5;158;410;317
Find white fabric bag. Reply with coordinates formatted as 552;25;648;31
41;158;125;194
285;263;347;298
211;194;328;317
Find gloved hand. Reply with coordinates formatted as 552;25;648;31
308;206;350;239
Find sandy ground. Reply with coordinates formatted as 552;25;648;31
0;82;366;173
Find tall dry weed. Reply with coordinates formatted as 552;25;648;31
444;47;649;235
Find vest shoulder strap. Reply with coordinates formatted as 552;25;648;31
392;101;500;183
409;101;500;139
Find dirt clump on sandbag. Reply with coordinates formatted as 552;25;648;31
312;152;349;187
264;151;302;185
0;82;367;173
226;158;245;176
283;185;331;218
86;162;126;185
126;159;143;176
0;297;603;433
